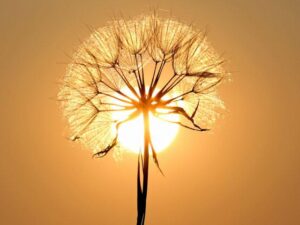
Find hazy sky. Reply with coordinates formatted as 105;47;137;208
1;0;299;225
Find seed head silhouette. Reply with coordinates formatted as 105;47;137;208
58;12;228;225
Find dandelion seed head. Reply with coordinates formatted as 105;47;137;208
58;12;229;155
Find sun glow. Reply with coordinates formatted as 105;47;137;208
113;111;179;154
108;84;181;154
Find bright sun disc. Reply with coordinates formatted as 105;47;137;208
110;86;181;154
115;112;179;153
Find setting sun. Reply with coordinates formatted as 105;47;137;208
113;111;179;154
110;86;180;154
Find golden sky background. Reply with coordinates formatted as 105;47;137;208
1;0;299;224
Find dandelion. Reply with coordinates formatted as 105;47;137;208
58;12;228;225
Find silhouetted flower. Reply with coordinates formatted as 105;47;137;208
58;12;228;225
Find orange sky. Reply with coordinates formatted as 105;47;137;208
1;1;299;225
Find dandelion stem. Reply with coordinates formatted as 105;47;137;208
137;110;150;225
